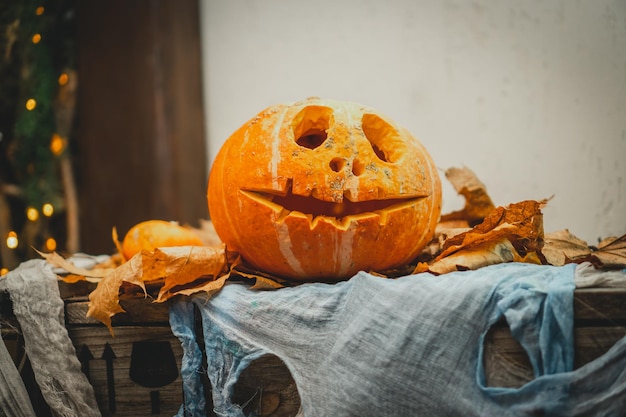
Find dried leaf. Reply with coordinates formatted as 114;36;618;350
250;275;286;290
87;245;228;334
428;238;534;275
86;251;150;334
155;245;228;301
434;221;472;248
542;230;626;269
112;227;126;262
543;229;591;266
59;274;87;284
413;262;430;274
446;199;545;255
157;274;229;301
591;233;626;268
440;166;496;226
414;221;471;264
229;255;288;289
415;200;546;274
436;219;471;233
37;250;109;278
438;222;516;259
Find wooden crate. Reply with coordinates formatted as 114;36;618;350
3;285;624;415
68;287;622;414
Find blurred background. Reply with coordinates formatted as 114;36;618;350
1;0;625;272
0;0;207;268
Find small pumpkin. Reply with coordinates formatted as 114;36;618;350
120;220;204;260
208;98;441;281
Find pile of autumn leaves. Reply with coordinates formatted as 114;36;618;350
414;167;625;274
42;167;626;333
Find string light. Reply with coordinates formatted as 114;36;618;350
58;72;69;86
45;237;57;251
6;231;18;249
50;134;66;155
5;2;71;271
42;203;54;217
26;207;40;221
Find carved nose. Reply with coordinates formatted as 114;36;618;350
329;157;345;172
329;157;364;177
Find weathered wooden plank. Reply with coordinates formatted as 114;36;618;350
57;280;97;300
574;288;626;322
483;326;534;388
67;326;183;417
484;325;626;388
574;326;626;368
65;298;171;325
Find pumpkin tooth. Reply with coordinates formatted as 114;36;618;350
309;212;378;230
242;188;423;224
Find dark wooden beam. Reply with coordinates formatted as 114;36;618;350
74;0;207;254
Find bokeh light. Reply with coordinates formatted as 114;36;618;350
42;203;54;217
27;207;40;221
50;134;66;155
45;237;57;251
6;231;18;249
58;72;69;86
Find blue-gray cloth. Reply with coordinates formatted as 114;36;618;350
169;263;626;417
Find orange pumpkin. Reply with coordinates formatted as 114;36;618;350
208;98;441;281
121;220;204;260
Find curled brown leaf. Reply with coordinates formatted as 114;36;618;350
87;245;228;334
542;229;591;266
415;200;546;274
440;166;496;226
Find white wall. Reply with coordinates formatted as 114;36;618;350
199;0;626;244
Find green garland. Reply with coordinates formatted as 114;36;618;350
13;0;74;209
1;0;75;267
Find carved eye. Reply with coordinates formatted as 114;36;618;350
293;106;333;149
361;113;403;163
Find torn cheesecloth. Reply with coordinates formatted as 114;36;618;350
0;322;36;417
169;262;626;417
0;260;101;417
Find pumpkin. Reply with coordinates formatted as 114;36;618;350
208;97;441;281
121;220;204;260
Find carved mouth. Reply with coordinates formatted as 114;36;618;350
240;187;424;222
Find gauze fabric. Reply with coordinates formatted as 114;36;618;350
0;260;101;417
169;262;626;417
0;324;37;417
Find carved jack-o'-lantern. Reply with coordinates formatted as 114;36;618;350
208;98;441;281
